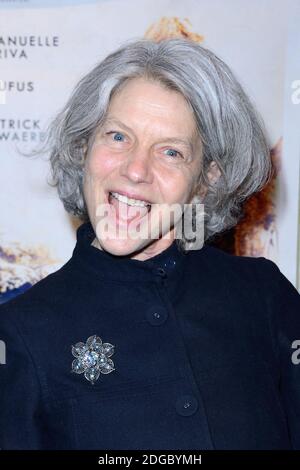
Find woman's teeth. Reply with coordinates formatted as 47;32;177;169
110;192;151;211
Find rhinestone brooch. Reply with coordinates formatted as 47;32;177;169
71;335;115;384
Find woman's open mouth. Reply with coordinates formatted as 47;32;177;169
107;191;151;225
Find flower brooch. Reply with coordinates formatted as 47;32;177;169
71;335;115;384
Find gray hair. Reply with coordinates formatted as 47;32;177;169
47;37;272;250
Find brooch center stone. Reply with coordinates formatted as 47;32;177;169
71;335;115;384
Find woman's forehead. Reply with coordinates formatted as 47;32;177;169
108;76;190;111
103;79;199;140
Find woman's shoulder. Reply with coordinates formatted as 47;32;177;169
200;244;300;315
191;243;282;282
0;258;75;332
190;243;300;314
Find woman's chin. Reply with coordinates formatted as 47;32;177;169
96;236;150;258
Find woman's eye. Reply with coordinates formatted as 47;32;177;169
163;148;183;159
106;131;126;142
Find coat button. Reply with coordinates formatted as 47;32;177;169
146;306;168;325
155;267;167;278
175;395;198;416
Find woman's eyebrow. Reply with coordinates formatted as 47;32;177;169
103;116;194;150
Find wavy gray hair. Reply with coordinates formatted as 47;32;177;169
47;38;272;250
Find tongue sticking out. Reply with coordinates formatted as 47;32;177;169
110;195;149;223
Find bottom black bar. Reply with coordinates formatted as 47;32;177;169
0;450;299;466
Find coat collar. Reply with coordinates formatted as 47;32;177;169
71;221;190;284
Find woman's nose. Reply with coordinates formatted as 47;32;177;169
120;148;152;184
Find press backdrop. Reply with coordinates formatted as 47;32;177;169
0;0;299;303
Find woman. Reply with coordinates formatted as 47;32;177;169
0;38;299;450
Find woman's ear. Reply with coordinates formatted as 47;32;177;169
82;141;89;159
191;161;221;202
207;160;221;185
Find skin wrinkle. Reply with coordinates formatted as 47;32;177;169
100;116;196;157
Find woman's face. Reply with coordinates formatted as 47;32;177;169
83;77;206;260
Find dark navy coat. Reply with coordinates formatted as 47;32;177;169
1;221;300;450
